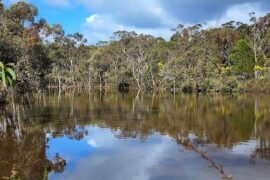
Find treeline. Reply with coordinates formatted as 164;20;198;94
1;1;270;93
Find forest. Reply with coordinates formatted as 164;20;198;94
1;1;270;94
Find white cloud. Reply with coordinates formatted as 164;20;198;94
56;127;172;180
5;0;270;44
207;2;268;28
80;0;179;44
82;13;174;44
86;14;98;23
87;139;98;148
84;127;118;148
80;0;270;44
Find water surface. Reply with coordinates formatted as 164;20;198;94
0;92;270;180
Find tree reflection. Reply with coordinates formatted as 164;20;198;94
0;91;270;178
0;104;66;179
175;134;233;179
18;91;270;151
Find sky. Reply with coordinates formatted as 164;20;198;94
3;0;270;44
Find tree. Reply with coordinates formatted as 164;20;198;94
248;13;270;78
1;0;270;93
90;46;110;90
161;57;185;92
63;33;87;87
145;38;169;89
229;39;255;78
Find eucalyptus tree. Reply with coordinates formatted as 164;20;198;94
248;13;270;78
17;19;51;90
46;24;67;89
129;34;156;89
62;33;87;87
161;57;185;92
144;38;169;89
103;41;127;87
167;24;205;91
1;0;270;93
0;1;52;91
112;31;150;89
89;44;111;90
84;46;98;88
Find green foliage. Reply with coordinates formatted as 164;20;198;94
229;39;255;77
242;79;270;92
221;76;239;92
1;1;270;92
0;61;16;89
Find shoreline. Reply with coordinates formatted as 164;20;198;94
46;86;270;94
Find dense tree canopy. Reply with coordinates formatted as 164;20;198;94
229;39;255;78
0;1;270;93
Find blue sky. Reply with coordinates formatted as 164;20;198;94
4;0;270;44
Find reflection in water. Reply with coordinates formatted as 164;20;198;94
0;99;66;179
0;91;270;179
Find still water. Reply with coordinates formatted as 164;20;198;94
0;91;270;180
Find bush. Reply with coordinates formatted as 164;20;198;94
229;39;255;78
242;80;270;92
208;76;239;92
181;78;195;93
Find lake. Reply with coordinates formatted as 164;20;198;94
0;91;269;180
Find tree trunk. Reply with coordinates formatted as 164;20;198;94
133;67;141;89
57;74;61;91
173;79;176;92
254;45;258;81
99;73;102;91
99;72;105;91
254;46;258;63
70;59;75;87
88;71;92;89
150;72;156;89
